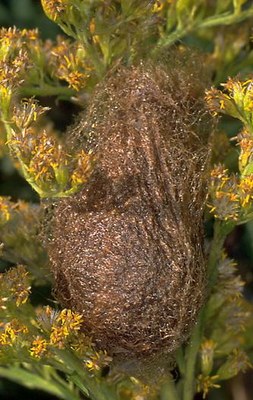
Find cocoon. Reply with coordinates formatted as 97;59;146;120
48;57;212;357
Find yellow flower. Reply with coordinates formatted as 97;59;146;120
236;129;253;174
0;319;28;346
41;0;67;22
50;39;92;90
49;309;83;348
197;374;220;398
85;350;112;373
12;98;50;130
209;166;240;221
66;71;88;91
71;150;95;187
152;0;172;12
57;309;83;331
50;326;67;347
200;339;216;376
4;265;31;306
30;336;47;359
239;175;253;207
0;197;11;223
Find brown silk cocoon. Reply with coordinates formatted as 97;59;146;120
48;59;212;357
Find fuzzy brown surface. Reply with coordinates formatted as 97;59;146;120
48;59;212;357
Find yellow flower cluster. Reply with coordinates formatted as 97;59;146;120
206;77;253;224
0;27;39;61
0;196;12;223
206;77;253;128
209;161;253;222
197;374;220;399
28;308;84;358
0;28;41;114
152;0;173;13
12;98;49;130
41;0;67;22
14;127;69;186
30;336;48;358
0;51;29;112
0;265;31;308
209;166;240;221
239;175;253;208
49;309;83;348
237;130;253;174
50;39;92;91
0;319;28;346
9;98;95;198
85;350;112;373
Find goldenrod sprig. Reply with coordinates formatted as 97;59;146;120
206;77;253;225
5;99;95;198
195;253;252;399
154;1;253;51
0;265;139;400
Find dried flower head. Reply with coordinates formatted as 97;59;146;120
47;56;213;359
217;349;252;381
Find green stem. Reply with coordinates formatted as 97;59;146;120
79;36;106;78
182;314;203;400
160;376;179;400
54;349;118;400
155;8;253;50
153;27;189;53
175;347;185;376
199;8;253;28
0;366;80;400
20;84;76;99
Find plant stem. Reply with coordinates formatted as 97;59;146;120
0;366;80;400
155;8;253;50
160;376;179;400
54;349;118;400
20;84;76;99
152;27;189;53
182;314;203;400
199;8;253;28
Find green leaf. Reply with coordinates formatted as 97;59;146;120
0;366;80;400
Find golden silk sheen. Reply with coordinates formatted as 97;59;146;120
47;58;213;358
